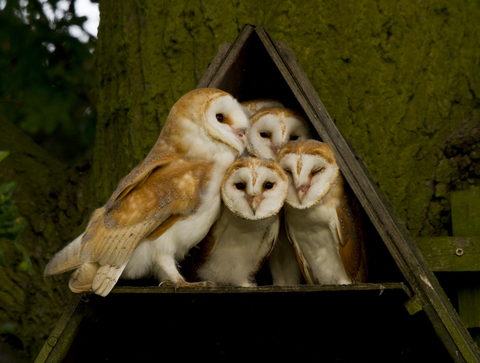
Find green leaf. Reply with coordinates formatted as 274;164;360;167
0;150;9;164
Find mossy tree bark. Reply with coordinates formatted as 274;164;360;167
1;0;479;361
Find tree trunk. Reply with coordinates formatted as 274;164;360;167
0;119;92;361
1;0;479;361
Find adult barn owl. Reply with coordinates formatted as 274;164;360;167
277;140;368;284
187;157;288;287
44;88;249;296
246;108;311;160
240;98;284;118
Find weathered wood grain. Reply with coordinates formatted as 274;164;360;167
416;237;480;272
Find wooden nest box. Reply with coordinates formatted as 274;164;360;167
35;25;480;363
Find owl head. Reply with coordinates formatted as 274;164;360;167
221;157;288;220
246;108;311;160
277;140;339;209
160;88;249;157
240;98;285;117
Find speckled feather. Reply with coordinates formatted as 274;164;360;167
79;148;213;268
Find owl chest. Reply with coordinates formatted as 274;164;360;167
212;213;276;260
200;213;277;283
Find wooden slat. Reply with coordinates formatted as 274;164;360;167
201;24;255;90
34;295;83;363
451;187;480;334
109;282;412;296
416;237;480;272
452;187;480;237
250;26;478;363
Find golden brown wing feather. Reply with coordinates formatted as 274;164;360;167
335;174;368;283
80;149;213;268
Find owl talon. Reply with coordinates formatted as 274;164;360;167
158;280;175;287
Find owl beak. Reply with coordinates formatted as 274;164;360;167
297;184;310;204
248;195;262;215
234;128;247;147
270;145;280;157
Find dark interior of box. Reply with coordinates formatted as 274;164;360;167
58;289;452;363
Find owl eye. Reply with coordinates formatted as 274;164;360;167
264;182;274;190
289;135;299;141
216;113;224;123
235;182;246;190
260;132;269;138
312;167;325;175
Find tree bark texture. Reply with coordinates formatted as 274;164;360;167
1;0;479;361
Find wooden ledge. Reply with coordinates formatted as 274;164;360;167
107;282;412;297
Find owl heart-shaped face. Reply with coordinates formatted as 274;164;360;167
246;108;311;160
161;88;249;158
277;140;339;209
203;93;250;155
221;157;288;220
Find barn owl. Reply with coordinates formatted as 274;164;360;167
277;140;368;285
185;157;288;287
240;98;284;118
44;88;249;296
244;107;311;285
246;108;311;160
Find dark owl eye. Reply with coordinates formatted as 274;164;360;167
289;135;299;141
312;167;325;175
235;182;246;190
216;113;224;122
260;132;269;138
264;182;274;189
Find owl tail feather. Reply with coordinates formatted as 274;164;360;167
91;263;127;297
69;262;99;293
44;234;84;276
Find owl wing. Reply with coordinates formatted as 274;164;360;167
80;154;213;267
45;150;213;276
333;178;368;283
284;222;318;285
252;215;281;275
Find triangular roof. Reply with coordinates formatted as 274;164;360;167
198;24;479;363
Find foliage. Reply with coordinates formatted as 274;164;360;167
0;151;30;271
0;0;97;164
